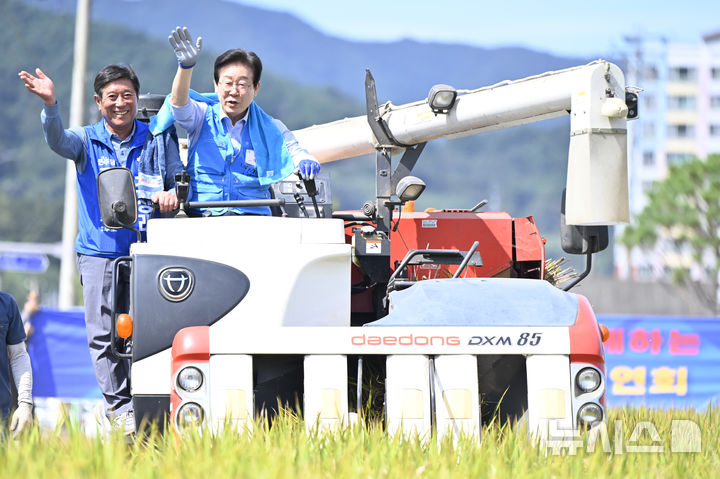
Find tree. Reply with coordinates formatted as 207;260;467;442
621;154;720;314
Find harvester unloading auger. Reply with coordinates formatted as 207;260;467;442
99;60;637;442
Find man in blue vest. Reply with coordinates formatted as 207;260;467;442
167;26;320;216
18;64;184;435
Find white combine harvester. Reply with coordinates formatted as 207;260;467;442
99;60;636;442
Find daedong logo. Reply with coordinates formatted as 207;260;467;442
158;267;195;302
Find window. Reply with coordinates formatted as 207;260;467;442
667;95;696;110
643;123;655;139
667;153;694;165
710;124;720;137
712;67;720;80
644;66;659;80
711;96;720;109
669;67;697;81
667;124;695;138
642;151;655;166
644;94;656;111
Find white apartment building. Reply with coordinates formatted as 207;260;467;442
615;32;720;280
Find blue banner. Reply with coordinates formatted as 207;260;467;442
24;309;720;409
26;308;101;399
598;314;720;409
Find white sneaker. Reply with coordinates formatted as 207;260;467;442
112;410;136;436
94;403;111;436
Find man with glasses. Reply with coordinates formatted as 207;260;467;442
18;64;182;435
167;26;320;216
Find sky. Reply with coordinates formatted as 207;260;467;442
231;0;716;58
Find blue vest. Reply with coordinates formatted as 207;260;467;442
76;120;150;258
188;104;279;216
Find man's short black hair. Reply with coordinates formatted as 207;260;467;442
214;49;262;87
93;64;140;97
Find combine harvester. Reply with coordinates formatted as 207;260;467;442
100;60;637;442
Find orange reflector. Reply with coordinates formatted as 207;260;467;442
599;323;610;343
117;314;133;339
404;201;415;212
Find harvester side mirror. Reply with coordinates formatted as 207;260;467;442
97;167;139;230
560;189;609;255
625;90;639;120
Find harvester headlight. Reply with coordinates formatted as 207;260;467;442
177;402;204;429
576;367;601;393
427;84;457;114
577;403;603;427
395;176;426;202
177;366;203;392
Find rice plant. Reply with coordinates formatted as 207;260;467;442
2;406;718;478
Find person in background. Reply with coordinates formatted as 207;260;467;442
166;26;320;216
1;291;33;437
20;290;40;339
18;64;184;435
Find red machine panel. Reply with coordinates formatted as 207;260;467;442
390;211;515;278
514;216;545;262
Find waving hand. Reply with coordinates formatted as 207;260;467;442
18;68;57;105
169;26;203;68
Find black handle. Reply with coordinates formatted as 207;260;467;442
110;256;133;360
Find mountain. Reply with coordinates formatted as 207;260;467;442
0;0;359;302
22;0;595;104
16;0;613;222
26;0;596;224
1;1;615;303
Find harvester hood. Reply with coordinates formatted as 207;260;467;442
368;278;578;327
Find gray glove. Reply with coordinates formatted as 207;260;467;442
169;26;203;68
11;402;33;437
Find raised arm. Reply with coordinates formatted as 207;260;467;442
19;68;85;163
169;26;202;107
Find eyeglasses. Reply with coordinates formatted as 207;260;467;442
221;80;253;92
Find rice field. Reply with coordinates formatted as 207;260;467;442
2;407;718;478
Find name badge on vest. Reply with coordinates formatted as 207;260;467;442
98;156;116;169
245;150;256;167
